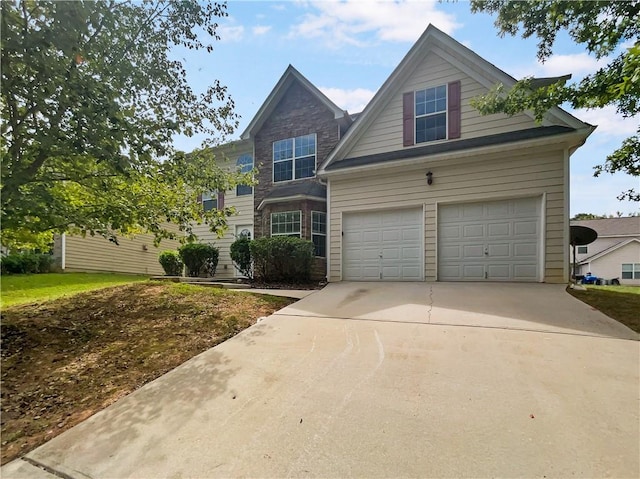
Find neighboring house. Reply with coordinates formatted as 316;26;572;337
570;217;640;285
57;24;595;282
316;25;593;283
52;231;181;276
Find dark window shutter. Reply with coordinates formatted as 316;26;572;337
402;91;415;146
217;192;225;209
448;80;461;139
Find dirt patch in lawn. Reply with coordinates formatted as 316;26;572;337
0;282;295;465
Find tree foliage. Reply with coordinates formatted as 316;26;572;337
470;0;640;201
1;0;249;249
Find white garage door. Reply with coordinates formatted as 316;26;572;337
438;197;540;282
343;208;423;281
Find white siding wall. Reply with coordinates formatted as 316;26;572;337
345;52;536;159
329;146;567;283
575;237;635;263
580;242;640;286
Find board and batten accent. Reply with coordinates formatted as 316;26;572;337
327;146;567;283
343;208;423;281
438;197;541;281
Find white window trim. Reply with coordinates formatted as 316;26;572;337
621;263;640;279
414;85;448;143
272;133;317;183
311;210;327;258
270;210;302;237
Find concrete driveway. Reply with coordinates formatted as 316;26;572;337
4;282;639;478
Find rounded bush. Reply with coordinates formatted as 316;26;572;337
158;250;183;276
178;243;219;277
230;237;252;279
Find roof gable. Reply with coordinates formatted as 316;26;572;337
241;65;347;140
578;238;640;264
318;24;592;174
571;217;640;237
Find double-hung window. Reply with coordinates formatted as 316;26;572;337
415;85;447;143
271;211;301;237
622;263;640;279
577;246;588;254
273;134;316;182
201;192;217;211
311;211;326;257
236;154;253;196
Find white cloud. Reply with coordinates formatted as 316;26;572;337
252;25;272;36
218;24;245;42
513;52;609;79
290;0;460;48
320;87;376;113
575;106;639;136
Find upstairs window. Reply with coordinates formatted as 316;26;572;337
403;80;460;146
415;85;447;143
201;191;217;211
236;154;253;196
577;246;588;254
273;134;316;182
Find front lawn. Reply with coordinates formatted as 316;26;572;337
0;272;148;308
0;282;295;464
567;285;640;333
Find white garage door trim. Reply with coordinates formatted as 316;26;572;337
437;196;542;282
342;207;424;281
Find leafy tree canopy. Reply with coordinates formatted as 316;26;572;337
470;0;640;202
1;0;249;250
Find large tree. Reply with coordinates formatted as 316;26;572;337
470;0;640;202
1;0;248;249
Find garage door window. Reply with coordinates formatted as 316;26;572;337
621;263;640;279
311;211;326;257
271;211;301;237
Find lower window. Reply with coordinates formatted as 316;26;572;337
621;263;640;279
271;211;301;237
311;211;326;257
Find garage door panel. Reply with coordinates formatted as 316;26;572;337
438;197;540;282
463;224;484;238
487;222;510;237
343;208;423;281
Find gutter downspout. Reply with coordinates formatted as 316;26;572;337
61;233;66;271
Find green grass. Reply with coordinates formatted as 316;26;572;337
0;272;148;308
568;284;640;333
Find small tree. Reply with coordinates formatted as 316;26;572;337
178;243;219;278
158;250;183;276
230;236;253;279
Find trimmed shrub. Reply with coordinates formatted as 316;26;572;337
0;253;52;274
178;243;219;277
158;250;183;276
250;236;314;283
230;236;253;279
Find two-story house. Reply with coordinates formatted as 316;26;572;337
58;24;594;284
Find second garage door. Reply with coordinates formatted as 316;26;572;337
438;197;541;282
343;208;423;281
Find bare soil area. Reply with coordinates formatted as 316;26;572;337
0;282;295;464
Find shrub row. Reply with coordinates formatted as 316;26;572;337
1;253;53;275
158;243;219;277
230;236;314;283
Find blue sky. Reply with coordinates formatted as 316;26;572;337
174;0;639;217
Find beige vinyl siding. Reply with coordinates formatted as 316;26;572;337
192;141;254;279
329;146;567;283
192;191;253;279
62;229;181;275
345;52;536;159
